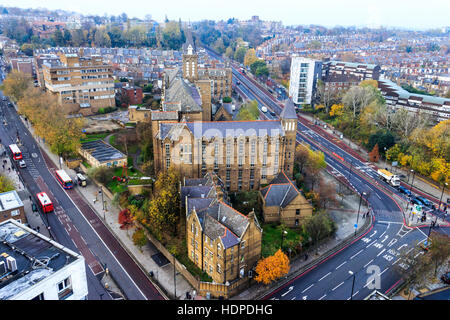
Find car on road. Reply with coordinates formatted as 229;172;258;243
411;196;424;206
398;186;412;196
236;80;240;85
19;160;26;168
261;106;268;113
441;272;450;284
269;111;276;117
416;196;433;208
31;203;38;212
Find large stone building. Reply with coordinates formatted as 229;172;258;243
152;98;298;192
41;51;115;115
183;173;262;284
182;27;232;116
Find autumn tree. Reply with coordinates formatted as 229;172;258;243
1;70;31;102
254;249;290;285
235;100;259;120
132;228;148;248
368;143;380;162
427;232;450;278
304;212;336;252
118;208;134;229
244;48;257;67
0;174;15;193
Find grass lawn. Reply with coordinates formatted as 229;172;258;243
261;223;304;258
80;132;109;143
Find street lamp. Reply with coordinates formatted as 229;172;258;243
437;182;448;213
409;169;416;194
280;230;288;251
355;192;366;236
348;270;356;300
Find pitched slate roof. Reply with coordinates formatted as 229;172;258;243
164;77;202;113
261;171;302;208
280;97;298;120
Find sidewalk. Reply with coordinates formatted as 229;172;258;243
26;121;194;300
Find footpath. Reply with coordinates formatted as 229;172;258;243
20;116;195;300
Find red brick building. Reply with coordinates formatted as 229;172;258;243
120;86;143;106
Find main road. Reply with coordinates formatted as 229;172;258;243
0;73;165;300
205;48;447;299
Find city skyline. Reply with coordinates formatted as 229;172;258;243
1;0;449;30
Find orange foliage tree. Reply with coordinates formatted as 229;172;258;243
254;249;290;285
368;143;380;162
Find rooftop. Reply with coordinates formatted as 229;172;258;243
0;191;23;212
80;140;126;163
0;220;80;300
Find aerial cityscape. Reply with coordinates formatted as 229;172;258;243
0;1;448;308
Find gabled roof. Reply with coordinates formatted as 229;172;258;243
261;171;302;208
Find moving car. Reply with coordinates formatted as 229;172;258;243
19;160;26;168
261;106;268;113
269;111;276;117
416;196;432;208
411;196;424;206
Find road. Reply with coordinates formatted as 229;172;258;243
205;48;447;299
0;75;164;300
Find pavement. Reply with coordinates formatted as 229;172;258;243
27;122;194;300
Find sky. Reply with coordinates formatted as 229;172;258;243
1;0;449;30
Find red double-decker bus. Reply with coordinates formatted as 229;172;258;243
55;169;73;189
36;192;54;213
9;144;22;160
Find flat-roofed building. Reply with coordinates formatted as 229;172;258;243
289;55;322;106
0;191;26;225
322;60;381;81
0;219;88;300
79;140;127;168
42;51;115;115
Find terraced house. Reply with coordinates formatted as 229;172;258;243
41;50;114;115
182;173;262;285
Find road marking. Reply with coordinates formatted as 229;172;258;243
281;286;294;297
302;284;314;293
381;235;389;243
318;294;326;300
379;231;386;239
364;259;374;268
370;231;377;238
332;282;344;291
366;241;374;248
377;249;386;257
380;267;389;275
350;249;364;260
336;261;347;269
353;290;359;297
319;272;331;281
387;239;397;247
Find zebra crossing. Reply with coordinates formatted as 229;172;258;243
22;151;41;179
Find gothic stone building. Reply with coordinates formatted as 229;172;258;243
152;98;298;192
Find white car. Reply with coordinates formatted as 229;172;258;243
261;106;268;113
19;160;26;168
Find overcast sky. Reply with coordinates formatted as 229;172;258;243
2;0;449;30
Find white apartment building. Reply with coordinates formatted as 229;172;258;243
289;55;322;106
0;219;88;300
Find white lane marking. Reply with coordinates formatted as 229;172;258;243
353;290;359;297
319;272;331;281
397;244;408;251
380;267;389;275
387;239;398;247
281;286;294;297
370;231;377;238
377;249;386;257
332;282;344;291
336;261;347;269
319;294;326;300
381;235;389;243
379;231;386;239
350;249;364;260
364;259;374;268
302;284;314;293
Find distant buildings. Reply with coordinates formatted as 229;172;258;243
378;78;450;123
0;219;88;300
322;60;381;81
289;55;322;106
41;51;114;115
120;85;143;107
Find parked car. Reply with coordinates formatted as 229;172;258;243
398;186;412;196
31;203;38;212
441;272;450;284
269;111;276;117
411;196;424;206
416;196;432;208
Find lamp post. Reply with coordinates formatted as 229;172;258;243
437;182;448;213
409;169;416;194
348;270;356;300
355;192;366;236
280;230;288;251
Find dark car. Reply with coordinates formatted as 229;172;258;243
31;203;38;212
269;111;276;117
416;196;432;208
398;186;412;196
411;196;424;206
441;272;450;284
